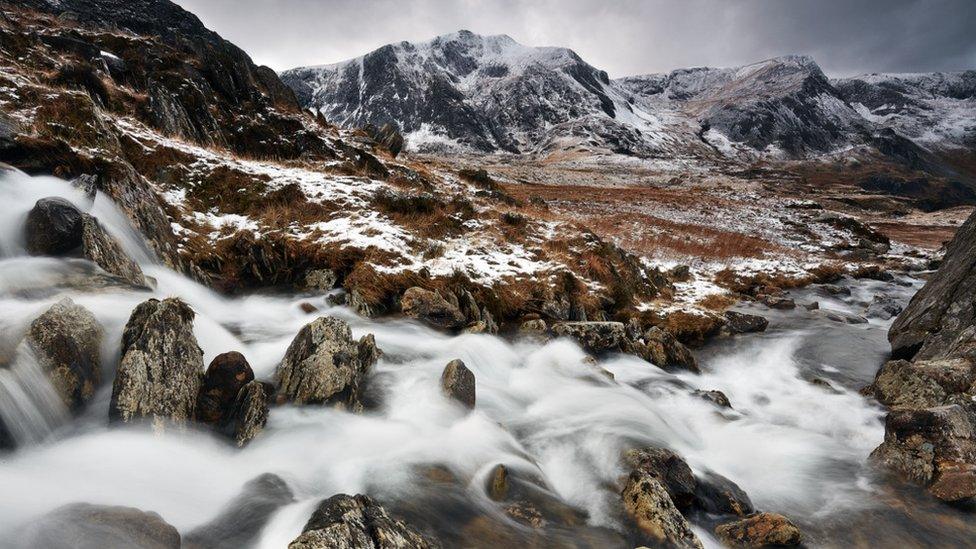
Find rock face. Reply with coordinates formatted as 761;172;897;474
15;503;180;549
184;474;294;549
621;472;703;549
275;316;379;410
109;298;203;428
440;359;475;409
551;321;627;354
289;493;438;549
24;197;83;255
24;297;102;411
714;512;802;547
639;327;700;373
400;287;466;330
889;210;976;361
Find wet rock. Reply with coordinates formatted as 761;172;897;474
80;214;147;287
852;264;894;281
869;404;976;501
870;359;976;410
761;295;796;310
483;463;586;528
110;298;203;429
621;472;703;549
303;269;337;292
866;293;903;321
24;197;83;256
723;311;768;334
349;289;382;318
640;327;699;373
802;301;820;311
299;302;318;314
400;287;466;330
694;389;732;408
714;512;802;547
821;310;869;324
275;316;379;410
196;352;254;424
821;284;851;297
441;359;476;409
519;319;548;335
696;471;754;517
289;493;437;548
221;380;270;447
625;447;698;509
487;463;509;501
184;473;293;549
15;503;180;549
551;321;626;354
24;297;102;411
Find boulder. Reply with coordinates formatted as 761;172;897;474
24;297;102;411
302;269;337;292
110;298;203;429
184;474;293;549
696;471;754;517
519;319;548;335
15;503;179;549
400;287;466;330
441;359;475;409
196;352;255;424
288;494;437;549
723;311;768;334
275;316;379;410
889;210;976;361
80;214;148;287
866;293;903;320
870;359;976;410
714;512;802;547
221;380;271;447
621;472;703;549
24;197;83;256
761;296;795;310
640;327;699;373
551;321;627;354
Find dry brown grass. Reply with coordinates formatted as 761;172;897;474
697;293;737;311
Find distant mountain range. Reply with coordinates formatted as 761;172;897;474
281;30;975;169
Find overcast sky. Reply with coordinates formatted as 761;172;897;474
175;0;975;77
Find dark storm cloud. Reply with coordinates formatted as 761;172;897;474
174;0;975;77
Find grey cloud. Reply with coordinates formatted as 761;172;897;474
175;0;976;77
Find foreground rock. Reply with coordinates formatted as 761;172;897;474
222;380;271;447
24;197;83;255
441;359;476;409
24;297;102;411
110;298;203;429
289;493;438;548
184;474;293;549
400;287;466;330
275;316;379;410
551;321;626;354
621;471;703;549
15;503;179;549
714;512;802;547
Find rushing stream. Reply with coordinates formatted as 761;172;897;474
0;169;970;548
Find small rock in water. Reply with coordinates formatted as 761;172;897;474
222;380;270;447
640;327;699;373
14;503;180;549
761;295;796;310
24;197;83;256
288;493;437;549
400;287;467;330
299;302;318;314
714;512;802;547
487;463;509;501
621;471;703;549
694;389;732;409
821;284;851;297
821;310;868;324
441;359;476;409
184;473;294;549
866;293;903;320
723;311;768;334
196;351;254;424
802;301;820;310
551;321;627;354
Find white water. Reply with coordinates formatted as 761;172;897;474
0;169;906;547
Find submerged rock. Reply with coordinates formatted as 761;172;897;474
110;298;203;429
441;359;476;409
621;471;703;549
24;197;83;256
400;287;466;330
275;316;379;410
289;493;438;548
551;321;626;354
184;473;293;549
714;512;802;547
640;327;699;373
24;297;102;411
15;503;180;549
723;311;769;334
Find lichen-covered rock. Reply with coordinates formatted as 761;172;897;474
870;359;976;410
723;311;769;334
184;473;293;549
24;297;102;411
24;197;83;256
109;298;203;429
303;269;337;292
551;321;627;354
15;503;180;549
640;327;699;373
222;380;270;447
289;493;438;549
275;316;379;410
441;359;476;409
400;287;466;330
80;214;148;287
196;352;255;424
621;472;703;549
714;512;802;547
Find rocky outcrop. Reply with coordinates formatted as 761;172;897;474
638;327;700;373
441;359;475;409
80;214;147;287
870;359;976;410
24;197;83;255
184;474;294;549
109;298;203;429
289;493;438;549
400;287;466;330
621;471;703;549
714;512;802;547
365;123;404;158
275;316;379;410
23;297;102;411
551;321;627;354
15;503;180;549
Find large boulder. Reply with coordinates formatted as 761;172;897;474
80;214;148;287
639;327;699;373
889;210;976;361
184;474;293;549
109;298;204;429
621;471;703;549
14;503;180;549
441;359;475;409
23;297;102;411
289;493;438;549
714;512;802;547
275;316;379;410
400;287;466;330
870;359;976;410
551;321;627;354
24;197;83;255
